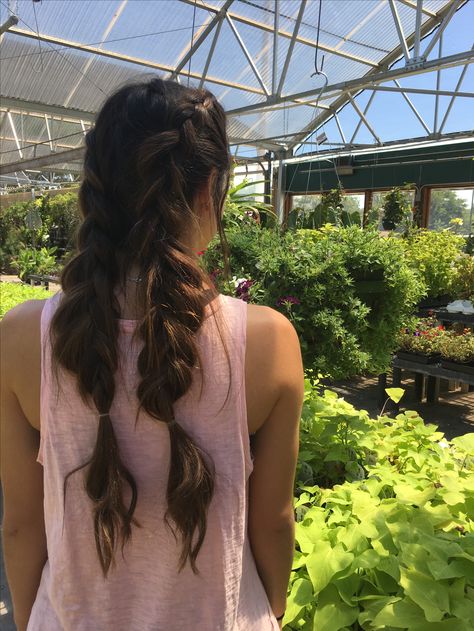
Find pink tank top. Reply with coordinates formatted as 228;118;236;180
27;291;279;631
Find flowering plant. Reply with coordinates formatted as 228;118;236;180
397;317;446;355
435;330;474;364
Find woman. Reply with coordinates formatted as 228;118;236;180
1;78;304;631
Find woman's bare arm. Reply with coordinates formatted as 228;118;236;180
246;307;304;622
1;302;47;631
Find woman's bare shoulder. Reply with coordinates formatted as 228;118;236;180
246;303;299;348
1;299;46;380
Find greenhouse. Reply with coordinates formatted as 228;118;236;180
0;0;474;630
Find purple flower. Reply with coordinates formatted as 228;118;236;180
235;278;254;302
414;331;420;337
276;295;301;307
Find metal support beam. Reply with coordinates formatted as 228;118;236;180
388;0;410;63
397;0;436;18
7;112;23;158
0;147;84;175
422;0;462;60
0;13;18;34
334;112;347;144
439;50;473;134
350;90;376;144
171;0;235;80
44;114;53;151
272;0;279;95
180;0;378;67
227;48;474;117
393;80;431;134
348;94;381;145
199;14;224;89
434;35;442;133
413;0;423;59
276;0;306;97
226;15;270;96
367;85;474;98
8;27;265;95
63;0;128;107
0;97;96;123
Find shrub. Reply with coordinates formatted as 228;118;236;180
11;246;58;281
285;380;474;630
0;191;79;273
204;225;423;378
401;229;465;300
451;253;474;301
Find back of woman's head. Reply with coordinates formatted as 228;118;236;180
51;77;232;577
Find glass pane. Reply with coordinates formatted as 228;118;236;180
428;188;474;235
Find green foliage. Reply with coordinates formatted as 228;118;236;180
204;224;423;378
0;282;54;319
286;381;474;630
222;180;275;230
288;189;362;230
402;229;465;299
11;246;58;281
435;331;474;364
381;187;413;231
0;191;79;273
45;192;81;254
451;253;474;301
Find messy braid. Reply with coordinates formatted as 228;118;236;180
51;78;232;576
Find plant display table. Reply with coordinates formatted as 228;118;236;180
378;356;474;409
435;309;474;329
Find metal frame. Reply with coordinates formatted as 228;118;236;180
0;0;471;176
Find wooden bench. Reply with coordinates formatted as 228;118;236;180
378;357;474;410
27;274;60;290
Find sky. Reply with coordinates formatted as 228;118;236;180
294;0;474;153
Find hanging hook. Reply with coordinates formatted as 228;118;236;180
310;0;328;107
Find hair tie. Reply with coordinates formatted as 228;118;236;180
98;413;109;418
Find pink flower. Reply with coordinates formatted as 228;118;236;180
276;296;301;307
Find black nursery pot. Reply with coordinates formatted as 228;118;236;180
396;351;440;364
418;295;451;309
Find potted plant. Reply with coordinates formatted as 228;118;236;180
435;330;474;375
396;318;445;364
381;187;412;231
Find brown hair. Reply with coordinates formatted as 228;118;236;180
50;78;232;576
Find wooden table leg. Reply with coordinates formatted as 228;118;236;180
393;367;402;387
414;372;424;402
427;376;440;403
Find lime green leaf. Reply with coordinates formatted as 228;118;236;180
372;598;426;628
399;567;449;621
306;541;354;594
452;433;474;456
284;578;313;626
385;387;405;403
312;600;359;631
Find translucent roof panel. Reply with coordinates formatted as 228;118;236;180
1;0;472;176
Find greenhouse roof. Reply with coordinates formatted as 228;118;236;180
0;0;473;183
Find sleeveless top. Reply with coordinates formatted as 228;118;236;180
27;291;279;631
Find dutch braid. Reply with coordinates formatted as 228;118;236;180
51;78;230;576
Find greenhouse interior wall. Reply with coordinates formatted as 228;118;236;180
283;138;474;229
